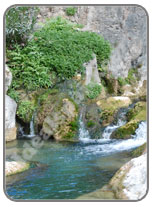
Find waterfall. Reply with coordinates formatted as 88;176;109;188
78;114;91;143
78;106;147;156
79;121;147;156
29;115;35;136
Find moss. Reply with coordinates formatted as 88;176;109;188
127;101;146;122
131;143;147;158
111;120;139;139
63;131;75;140
97;97;131;126
6;162;30;176
87;120;95;128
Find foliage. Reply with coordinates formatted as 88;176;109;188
118;77;127;86
7;17;111;91
5;6;39;48
87;120;95;128
7;87;19;102
17;100;36;122
65;7;77;16
86;82;102;99
125;68;140;84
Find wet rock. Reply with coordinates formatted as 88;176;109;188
111;101;146;139
111;120;140;139
82;104;102;139
109;154;147;200
5;161;30;176
97;96;132;126
5;95;17;142
131;143;147;158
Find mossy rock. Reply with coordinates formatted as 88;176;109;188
111;101;146;139
5;161;30;176
37;91;78;141
97;97;131;126
127;101;146;122
131;143;147;158
111;120;140;139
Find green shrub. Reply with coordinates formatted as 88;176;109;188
7;17;111;91
86;83;102;99
7;88;19;102
118;77;127;86
5;6;39;47
17;100;36;122
65;7;77;16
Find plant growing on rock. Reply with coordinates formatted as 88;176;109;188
65;7;77;16
7;17;111;91
17;100;36;122
86;83;102;99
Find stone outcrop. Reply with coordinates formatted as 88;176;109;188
83;54;101;85
109;154;147;200
37;6;147;94
5;161;30;176
5;95;17;142
5;65;17;142
5;64;12;93
37;92;78;141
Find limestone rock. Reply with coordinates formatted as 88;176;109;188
5;95;17;142
37;92;78;140
5;65;12;93
109;154;147;200
83;54;101;85
5;161;30;176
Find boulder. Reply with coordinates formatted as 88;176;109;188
5;95;17;142
37;92;78;141
111;101;146;139
5;65;12;93
109;154;147;200
82;103;102;139
83;54;101;85
5;161;30;176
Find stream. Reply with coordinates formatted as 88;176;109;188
5;110;147;200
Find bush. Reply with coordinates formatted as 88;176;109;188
65;7;77;16
7;17;111;90
86;83;102;99
5;6;39;48
7;88;19;102
17;100;36;122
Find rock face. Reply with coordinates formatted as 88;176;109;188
83;54;101;85
109;154;147;200
37;6;147;89
5;65;17;142
37;92;78;141
5;95;17;142
5;161;30;176
5;64;12;93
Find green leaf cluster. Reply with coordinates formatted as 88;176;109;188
6;6;39;47
86;83;102;99
65;7;77;16
17;100;36;122
7;17;111;91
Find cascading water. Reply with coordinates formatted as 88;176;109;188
29;115;35;136
18;114;36;139
78;108;147;156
